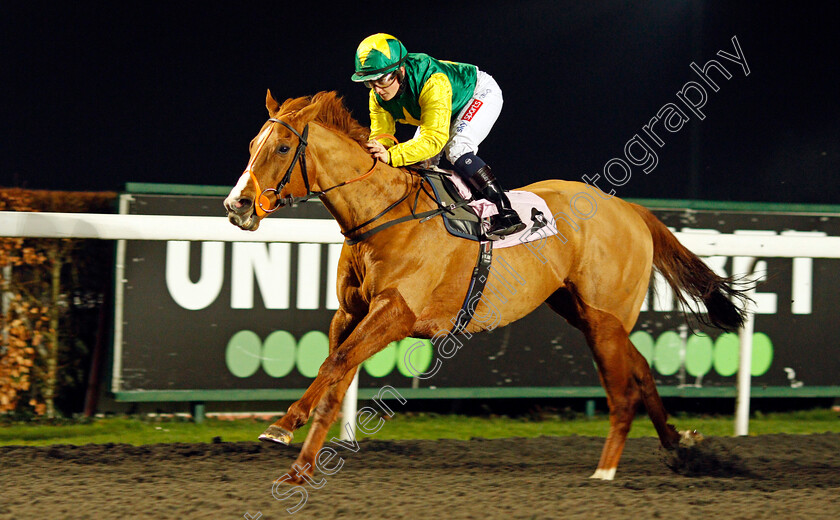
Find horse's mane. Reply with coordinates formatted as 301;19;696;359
278;91;370;146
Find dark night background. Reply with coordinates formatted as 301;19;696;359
2;1;838;204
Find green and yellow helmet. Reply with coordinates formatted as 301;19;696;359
351;33;408;82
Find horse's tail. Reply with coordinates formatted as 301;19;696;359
630;203;750;331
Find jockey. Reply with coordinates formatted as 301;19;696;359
352;33;526;240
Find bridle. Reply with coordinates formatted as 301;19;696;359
242;117;455;244
244;117;312;217
244;117;379;217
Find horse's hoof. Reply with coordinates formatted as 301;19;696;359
275;470;305;486
679;429;705;448
259;425;294;445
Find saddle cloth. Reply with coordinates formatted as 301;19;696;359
423;169;560;249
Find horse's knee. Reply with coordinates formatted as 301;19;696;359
317;351;352;384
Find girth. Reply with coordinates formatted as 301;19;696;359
449;241;494;335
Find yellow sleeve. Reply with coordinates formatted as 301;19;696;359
368;90;397;147
387;73;452;167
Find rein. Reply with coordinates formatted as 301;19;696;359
245;119;465;244
343;170;472;245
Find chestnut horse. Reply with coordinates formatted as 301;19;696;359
224;90;747;482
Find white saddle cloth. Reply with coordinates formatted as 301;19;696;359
445;172;560;249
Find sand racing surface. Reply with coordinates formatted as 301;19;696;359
1;433;839;519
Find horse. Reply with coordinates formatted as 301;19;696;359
223;90;748;483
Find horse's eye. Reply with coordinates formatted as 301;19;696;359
276;144;291;155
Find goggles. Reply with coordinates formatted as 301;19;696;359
364;71;399;89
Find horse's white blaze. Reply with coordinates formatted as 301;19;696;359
254;124;272;144
589;468;616;480
225;123;277;212
225;172;251;210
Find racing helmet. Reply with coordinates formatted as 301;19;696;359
351;33;408;82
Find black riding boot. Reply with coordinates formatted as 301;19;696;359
467;166;526;240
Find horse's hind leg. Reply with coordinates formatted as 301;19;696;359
546;289;675;479
626;335;681;451
582;309;643;480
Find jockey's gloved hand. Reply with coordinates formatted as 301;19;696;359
365;140;391;164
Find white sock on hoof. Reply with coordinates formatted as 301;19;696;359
678;429;704;447
589;468;617;480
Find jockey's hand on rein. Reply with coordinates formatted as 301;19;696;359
365;140;391;164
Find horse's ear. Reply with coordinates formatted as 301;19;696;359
294;100;321;126
266;89;281;115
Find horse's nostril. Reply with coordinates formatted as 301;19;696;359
232;198;253;214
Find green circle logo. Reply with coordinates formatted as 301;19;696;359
685;333;713;377
751;332;773;376
713;332;740;377
225;329;773;381
364;341;397;377
631;330;773;378
225;330;262;378
653;331;681;376
262;330;297;378
630;331;654;365
397;338;433;376
226;330;437;379
296;331;329;378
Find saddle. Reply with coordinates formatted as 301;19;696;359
418;169;484;241
347;166;552;245
416;168;557;249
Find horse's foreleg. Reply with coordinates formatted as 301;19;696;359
262;288;415;444
277;366;359;484
280;311;361;483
